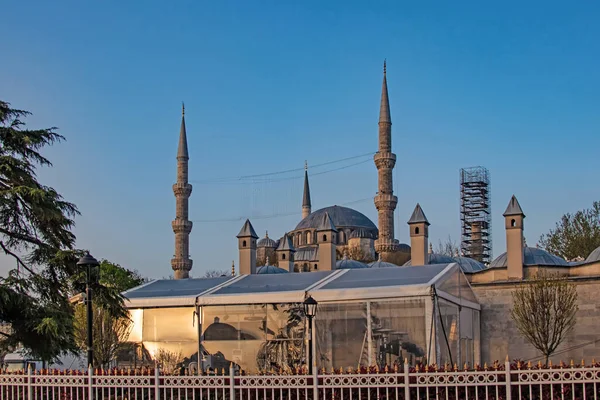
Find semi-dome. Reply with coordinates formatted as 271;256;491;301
490;247;569;268
257;232;278;248
403;253;456;267
349;228;373;239
453;257;486;272
256;262;289;274
586;246;600;263
295;205;378;233
336;257;369;269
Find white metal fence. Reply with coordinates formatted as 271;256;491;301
1;360;600;399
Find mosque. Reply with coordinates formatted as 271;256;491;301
123;63;600;373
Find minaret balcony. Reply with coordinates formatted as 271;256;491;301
374;152;396;169
374;194;398;210
171;258;193;270
172;219;193;233
375;238;400;253
172;182;192;197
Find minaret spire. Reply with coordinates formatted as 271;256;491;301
302;160;312;219
374;60;399;258
171;104;193;279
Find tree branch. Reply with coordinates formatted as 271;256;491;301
0;240;37;275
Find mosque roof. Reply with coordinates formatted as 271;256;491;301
237;219;258;239
256;265;289;274
368;255;399;269
503;195;525;217
403;253;456;267
349;228;374;239
586;246;600;263
453;257;487;273
276;233;295;252
257;232;278;248
295;247;319;261
408;204;430;225
489;247;568;268
336;257;369;269
295;205;377;231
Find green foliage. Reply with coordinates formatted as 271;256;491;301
0;101;134;361
510;270;578;364
539;201;600;260
98;260;146;293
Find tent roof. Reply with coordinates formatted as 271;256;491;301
124;263;479;310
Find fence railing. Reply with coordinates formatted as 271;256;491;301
1;360;600;399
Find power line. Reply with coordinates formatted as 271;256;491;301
191;151;375;184
192;197;373;223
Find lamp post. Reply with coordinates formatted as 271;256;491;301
303;295;318;374
77;252;99;368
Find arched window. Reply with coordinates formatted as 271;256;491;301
305;231;311;244
511;219;516;227
322;234;327;242
243;240;247;247
314;264;318;270
293;265;300;273
415;227;419;235
302;263;309;272
282;253;286;260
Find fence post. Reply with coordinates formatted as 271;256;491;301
229;364;235;399
312;365;318;399
27;365;32;400
88;365;93;400
404;359;410;400
154;365;160;400
505;357;511;400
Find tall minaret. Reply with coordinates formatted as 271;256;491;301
374;60;399;257
171;103;193;279
302;161;311;219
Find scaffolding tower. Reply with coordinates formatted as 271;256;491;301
460;167;492;264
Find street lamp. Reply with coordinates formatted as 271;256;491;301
303;295;318;374
77;252;99;368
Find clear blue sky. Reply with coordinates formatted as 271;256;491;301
1;0;599;278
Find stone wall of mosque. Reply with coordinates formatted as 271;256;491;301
472;279;600;364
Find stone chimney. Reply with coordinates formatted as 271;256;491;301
276;233;296;272
316;212;337;271
503;195;525;279
408;203;430;266
237;219;258;275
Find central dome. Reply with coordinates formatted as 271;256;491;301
295;205;377;231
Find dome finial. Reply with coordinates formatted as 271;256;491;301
182;101;185;116
383;59;386;75
231;260;235;276
304;160;308;171
429;243;433;254
265;230;269;238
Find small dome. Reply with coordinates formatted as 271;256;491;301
295;205;378;233
586;246;600;263
256;265;289;274
336;257;369;269
453;257;486;272
403;253;456;266
490;247;569;268
349;228;373;239
397;243;411;253
257;231;278;248
368;255;399;268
